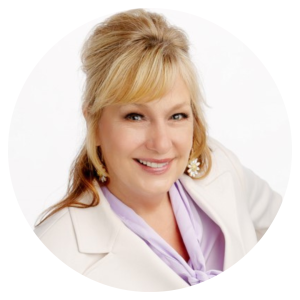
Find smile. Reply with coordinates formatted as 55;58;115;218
134;158;173;174
137;159;169;168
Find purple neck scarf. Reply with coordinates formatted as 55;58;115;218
102;181;223;285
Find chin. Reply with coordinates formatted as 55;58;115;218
140;177;176;195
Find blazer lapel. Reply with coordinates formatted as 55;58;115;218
69;186;123;254
180;172;247;269
69;184;189;291
68;169;248;288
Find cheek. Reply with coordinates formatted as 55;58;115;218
175;126;193;150
100;127;145;157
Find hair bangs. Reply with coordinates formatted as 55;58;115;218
127;56;179;105
95;49;180;110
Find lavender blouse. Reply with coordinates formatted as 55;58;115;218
101;180;225;285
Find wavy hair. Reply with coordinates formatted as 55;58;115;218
36;9;211;226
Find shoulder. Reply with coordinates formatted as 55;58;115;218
34;207;72;240
206;136;245;185
34;208;83;270
34;206;105;273
34;208;79;258
207;137;242;166
206;137;282;209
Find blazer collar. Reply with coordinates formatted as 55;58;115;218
69;184;123;254
179;171;247;269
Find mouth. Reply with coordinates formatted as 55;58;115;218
136;159;170;168
134;158;173;173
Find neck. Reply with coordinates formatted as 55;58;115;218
106;184;170;217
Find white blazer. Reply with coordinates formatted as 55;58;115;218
34;138;282;291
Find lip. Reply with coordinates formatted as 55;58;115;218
134;158;173;175
135;158;173;163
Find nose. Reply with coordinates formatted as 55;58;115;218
145;122;172;154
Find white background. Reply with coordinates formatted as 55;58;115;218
1;0;299;299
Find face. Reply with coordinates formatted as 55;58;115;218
97;76;194;202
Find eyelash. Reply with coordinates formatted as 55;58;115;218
172;113;189;120
124;113;189;121
125;113;144;121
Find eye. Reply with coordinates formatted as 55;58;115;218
171;113;188;120
125;113;144;121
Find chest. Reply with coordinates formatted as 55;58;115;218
144;205;190;262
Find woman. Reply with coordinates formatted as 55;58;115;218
34;9;282;291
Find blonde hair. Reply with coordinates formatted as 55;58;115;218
36;9;211;226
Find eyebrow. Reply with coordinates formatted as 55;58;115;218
129;101;191;111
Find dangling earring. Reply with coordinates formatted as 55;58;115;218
97;147;108;183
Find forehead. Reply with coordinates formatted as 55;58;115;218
120;76;191;109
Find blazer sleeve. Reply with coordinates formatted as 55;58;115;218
242;166;282;240
209;137;283;241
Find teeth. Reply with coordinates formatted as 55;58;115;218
138;159;169;168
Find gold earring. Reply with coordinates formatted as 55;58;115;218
187;158;200;178
98;173;107;183
97;147;108;183
187;148;200;178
